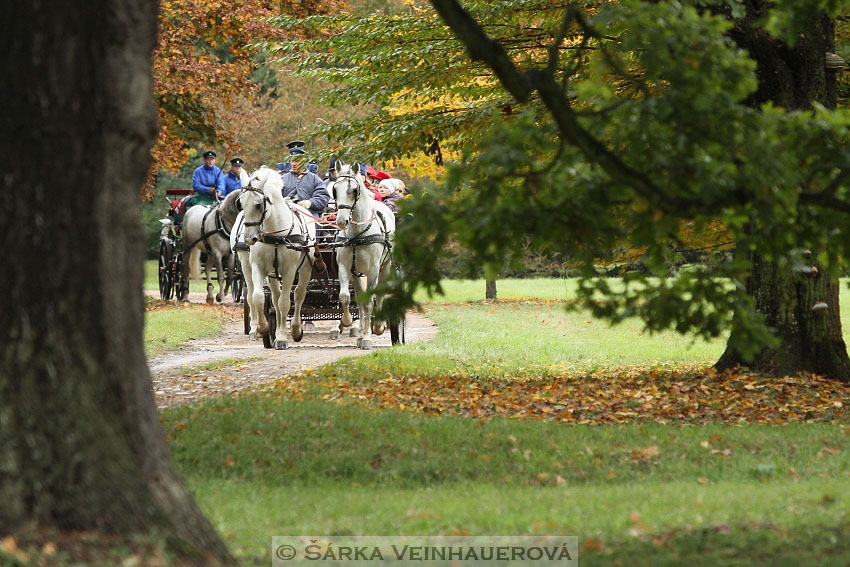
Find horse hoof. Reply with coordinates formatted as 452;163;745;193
359;339;372;350
206;297;214;305
292;327;304;342
349;327;360;338
216;293;223;302
262;333;272;349
275;340;289;350
372;323;385;336
329;329;340;340
304;321;316;331
249;332;258;341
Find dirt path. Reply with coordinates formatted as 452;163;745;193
146;291;438;409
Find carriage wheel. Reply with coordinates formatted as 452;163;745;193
390;312;406;345
175;254;188;301
158;241;174;300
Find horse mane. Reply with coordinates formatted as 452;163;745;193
248;165;284;202
220;189;241;227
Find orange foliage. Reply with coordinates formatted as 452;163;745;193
146;0;346;197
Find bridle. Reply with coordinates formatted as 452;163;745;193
241;184;270;228
333;174;361;212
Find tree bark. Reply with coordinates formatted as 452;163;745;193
715;3;850;380
485;279;498;300
0;2;236;564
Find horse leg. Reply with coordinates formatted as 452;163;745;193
250;263;269;336
213;252;225;303
337;249;354;329
180;246;193;302
240;250;258;339
222;252;233;300
273;267;294;350
204;254;215;304
291;255;311;342
372;253;393;336
353;271;372;350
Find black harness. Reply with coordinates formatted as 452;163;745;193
332;175;392;277
184;204;231;254
242;184;312;281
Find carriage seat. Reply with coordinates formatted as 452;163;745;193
165;188;193;228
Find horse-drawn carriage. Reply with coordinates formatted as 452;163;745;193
234;163;406;350
159;164;406;349
158;188;242;304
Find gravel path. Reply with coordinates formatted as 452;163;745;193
146;291;437;409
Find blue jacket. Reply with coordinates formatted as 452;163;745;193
283;171;330;217
192;164;225;196
223;170;241;197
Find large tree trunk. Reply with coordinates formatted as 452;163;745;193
715;3;850;380
0;2;235;564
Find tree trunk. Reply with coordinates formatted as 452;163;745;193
485;279;498;300
0;2;235;564
716;3;850;380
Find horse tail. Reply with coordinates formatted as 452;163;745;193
189;246;202;280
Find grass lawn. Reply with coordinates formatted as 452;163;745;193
164;396;850;565
149;276;850;564
144;300;230;356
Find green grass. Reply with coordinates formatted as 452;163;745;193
151;276;850;564
144;305;228;356
413;278;578;303
163;396;850;564
143;259;218;294
347;302;723;380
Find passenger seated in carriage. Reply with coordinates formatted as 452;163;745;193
360;165;384;202
374;171;405;213
323;156;340;183
173;150;225;227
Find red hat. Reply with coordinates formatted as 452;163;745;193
375;171;392;180
366;166;378;177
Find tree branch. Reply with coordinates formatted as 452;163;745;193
429;0;721;215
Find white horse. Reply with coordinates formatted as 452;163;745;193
229;208;258;339
331;161;396;350
180;190;241;304
239;166;316;349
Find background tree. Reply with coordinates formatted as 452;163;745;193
149;0;346;195
1;2;234;564
421;0;850;379
273;0;850;379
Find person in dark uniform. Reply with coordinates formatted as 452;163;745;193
174;150;224;226
223;157;244;197
281;142;330;219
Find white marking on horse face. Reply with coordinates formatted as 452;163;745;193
241;192;264;244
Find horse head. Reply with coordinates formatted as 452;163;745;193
239;166;277;245
333;161;371;230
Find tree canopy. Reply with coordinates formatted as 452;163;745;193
270;0;850;367
149;0;346;194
